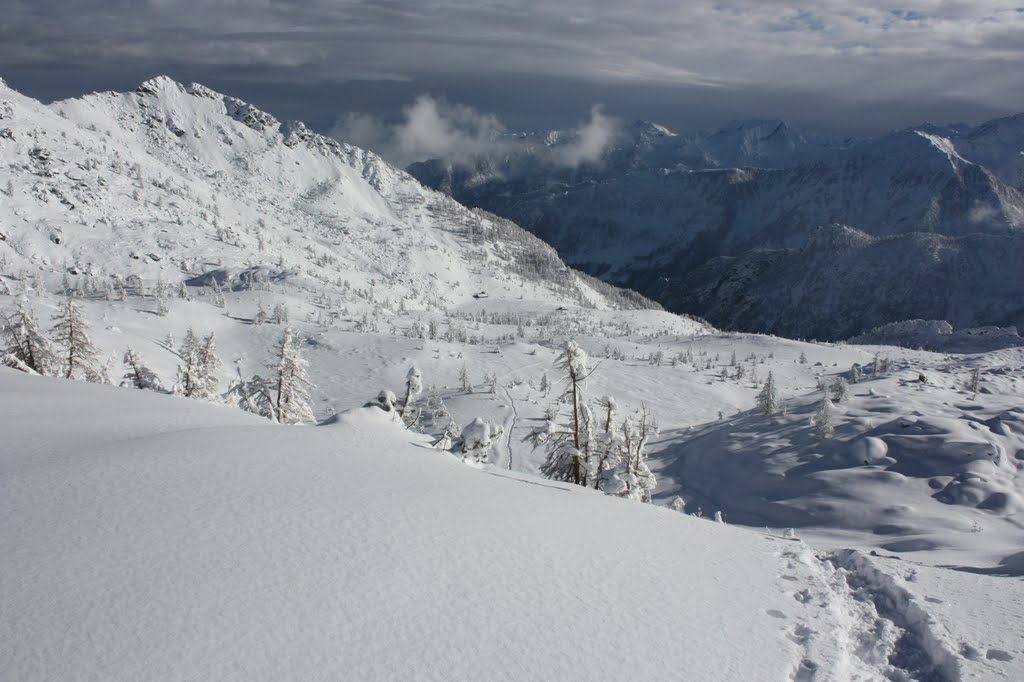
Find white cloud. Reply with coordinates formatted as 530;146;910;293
330;96;621;167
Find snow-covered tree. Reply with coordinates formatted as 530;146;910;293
459;363;472;393
590;396;627;491
122;348;164;391
528;340;595;486
968;367;981;397
196;332;221;398
400;365;423;423
851;363;862;384
460;417;496;464
756;371;780;416
269;326;315;424
612;405;657;502
2;300;55;375
50;295;99;380
811;394;834;440
799;351;807;364
174;328;203;397
229;368;274;418
831;377;849;403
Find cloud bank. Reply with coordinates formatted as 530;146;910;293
2;1;1024;132
331;97;621;167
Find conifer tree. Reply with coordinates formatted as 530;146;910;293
2;300;55;375
400;365;423;422
122;348;164;391
174;328;202;397
50;295;99;379
831;377;849;403
196;332;221;398
811;394;834;440
269;326;315;424
756;371;780;415
527;340;595;486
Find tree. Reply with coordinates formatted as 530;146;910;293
174;328;203;397
851;363;862;384
799;351;808;364
968;367;981;397
591;396;623;491
528;340;595;486
459;363;473;393
613;405;657;502
50;295;99;379
811;394;834;440
196;332;221;398
756;371;780;416
460;417;496;464
2;300;55;375
122;348;164;391
831;377;849;403
229;368;274;418
400;365;423;422
269;326;315;424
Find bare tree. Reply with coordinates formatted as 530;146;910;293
50;295;99;379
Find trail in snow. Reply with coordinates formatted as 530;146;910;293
775;545;964;682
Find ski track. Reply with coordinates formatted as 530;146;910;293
774;543;963;681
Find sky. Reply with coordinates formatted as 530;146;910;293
2;1;1023;164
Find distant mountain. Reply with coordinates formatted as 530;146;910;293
410;116;1024;339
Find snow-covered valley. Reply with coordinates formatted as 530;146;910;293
2;76;1024;680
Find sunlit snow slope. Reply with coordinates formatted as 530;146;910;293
3;369;1022;681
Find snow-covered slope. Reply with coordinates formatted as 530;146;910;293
0;75;652;316
4;368;1023;681
410;117;1024;340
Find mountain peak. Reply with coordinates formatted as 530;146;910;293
135;75;187;97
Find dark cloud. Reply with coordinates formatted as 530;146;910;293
2;1;1022;140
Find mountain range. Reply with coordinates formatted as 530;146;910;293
409;115;1024;339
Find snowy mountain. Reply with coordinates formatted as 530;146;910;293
4;76;1024;680
410;117;1024;339
0;75;652;317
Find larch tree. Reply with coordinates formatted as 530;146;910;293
174;328;202;397
527;339;595;486
2;300;55;375
196;332;221;398
50;295;99;380
615;405;657;502
122;348;164;392
269;326;315;424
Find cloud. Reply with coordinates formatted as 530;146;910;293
2;1;1024;130
330;96;620;168
552;106;619;167
330;95;510;166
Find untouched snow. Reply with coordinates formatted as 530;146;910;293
3;76;1024;680
4;369;1023;681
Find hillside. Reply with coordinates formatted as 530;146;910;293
4;368;1023;681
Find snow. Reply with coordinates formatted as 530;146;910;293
2;76;1024;680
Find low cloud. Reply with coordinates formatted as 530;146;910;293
331;96;620;168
